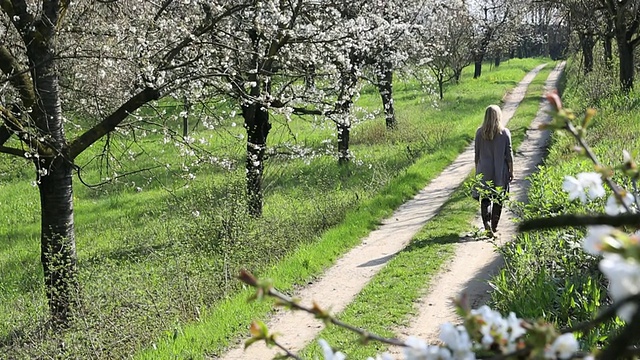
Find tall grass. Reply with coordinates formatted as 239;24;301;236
489;58;638;349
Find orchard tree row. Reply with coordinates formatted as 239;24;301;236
0;0;606;327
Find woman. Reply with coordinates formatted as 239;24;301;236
474;105;514;236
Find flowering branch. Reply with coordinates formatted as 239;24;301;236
238;270;586;360
238;270;407;349
544;92;632;213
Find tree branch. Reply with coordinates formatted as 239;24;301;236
0;145;28;158
0;45;35;108
518;213;640;232
0;125;12;146
68;87;160;159
153;0;174;21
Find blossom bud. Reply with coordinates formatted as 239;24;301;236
546;91;562;111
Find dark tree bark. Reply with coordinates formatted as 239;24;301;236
494;51;501;68
243;102;271;217
376;61;396;129
39;157;78;325
337;121;350;165
182;97;190;137
473;27;493;79
473;54;483;79
617;38;635;93
304;63;316;90
578;32;595;74
604;18;614;69
453;68;463;83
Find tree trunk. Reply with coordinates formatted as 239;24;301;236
617;39;634;93
473;32;491;79
376;63;396;129
494;52;501;68
604;36;613;69
473;49;485;79
304;63;316;90
437;73;444;100
337;121;350;165
473;58;483;79
604;19;614;69
243;103;271;217
183;98;190;137
28;36;78;325
39;157;78;326
453;68;462;83
579;33;595;74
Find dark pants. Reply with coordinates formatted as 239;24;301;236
480;185;508;233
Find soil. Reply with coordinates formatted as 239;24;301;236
217;61;566;360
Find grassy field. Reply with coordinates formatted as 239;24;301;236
0;58;548;359
489;59;640;350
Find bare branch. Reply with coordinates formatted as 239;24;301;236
0;145;28;158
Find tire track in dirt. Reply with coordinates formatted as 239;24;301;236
389;61;566;350
217;63;550;360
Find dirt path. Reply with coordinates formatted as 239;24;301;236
390;61;566;349
218;63;550;360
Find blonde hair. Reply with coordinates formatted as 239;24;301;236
481;105;504;140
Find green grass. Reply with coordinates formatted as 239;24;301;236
290;63;555;359
0;57;550;359
298;188;473;359
488;58;639;350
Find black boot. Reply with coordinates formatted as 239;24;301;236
481;199;492;234
491;204;502;233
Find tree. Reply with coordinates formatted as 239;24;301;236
359;0;428;129
467;0;525;78
0;0;242;325
196;0;376;214
561;0;602;74
599;0;640;92
417;0;473;99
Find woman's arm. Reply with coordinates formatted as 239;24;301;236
505;129;514;181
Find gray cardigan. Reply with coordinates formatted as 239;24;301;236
474;128;513;188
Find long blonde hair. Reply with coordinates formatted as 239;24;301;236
481;105;504;140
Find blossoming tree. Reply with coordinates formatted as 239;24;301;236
0;0;246;325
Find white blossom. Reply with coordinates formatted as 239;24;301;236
582;226;616;255
562;176;586;203
599;253;640;321
605;192;635;215
439;323;474;360
403;336;452;360
576;172;605;199
544;333;579;359
319;339;346;360
366;353;394;360
562;173;605;203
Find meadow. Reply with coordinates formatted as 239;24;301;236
0;58;548;358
